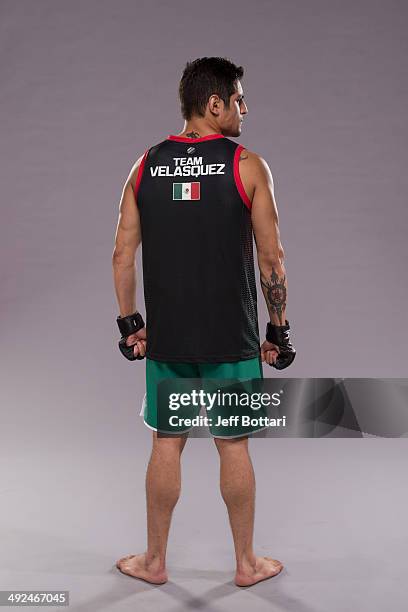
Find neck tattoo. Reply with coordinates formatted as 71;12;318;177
185;131;200;139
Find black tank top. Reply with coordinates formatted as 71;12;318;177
135;133;260;363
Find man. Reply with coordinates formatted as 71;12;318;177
112;57;295;587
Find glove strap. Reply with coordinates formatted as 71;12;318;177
266;319;291;345
116;311;145;337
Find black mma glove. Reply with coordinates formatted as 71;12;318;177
116;311;145;361
266;319;296;370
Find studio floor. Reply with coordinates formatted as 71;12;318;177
1;432;407;612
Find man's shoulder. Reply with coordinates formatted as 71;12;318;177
127;157;141;192
127;140;168;190
238;146;268;171
236;146;272;192
127;149;151;191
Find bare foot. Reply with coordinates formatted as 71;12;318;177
116;553;168;585
235;556;284;587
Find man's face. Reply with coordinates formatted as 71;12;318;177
220;80;248;137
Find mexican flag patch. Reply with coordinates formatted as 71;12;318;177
173;182;200;200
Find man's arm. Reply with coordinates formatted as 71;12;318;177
112;156;143;318
249;154;287;326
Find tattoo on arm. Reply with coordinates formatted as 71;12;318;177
239;149;248;161
260;267;286;325
186;131;200;139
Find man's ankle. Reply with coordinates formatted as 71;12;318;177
236;551;257;572
145;551;166;571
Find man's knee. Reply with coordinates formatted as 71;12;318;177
152;431;189;455
213;435;249;455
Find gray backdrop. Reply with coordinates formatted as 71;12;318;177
1;1;407;611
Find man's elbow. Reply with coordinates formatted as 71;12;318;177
257;245;285;269
112;248;135;268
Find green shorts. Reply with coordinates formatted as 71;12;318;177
142;355;267;438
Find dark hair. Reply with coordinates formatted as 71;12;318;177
178;57;244;121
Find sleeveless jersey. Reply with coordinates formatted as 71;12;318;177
135;133;260;363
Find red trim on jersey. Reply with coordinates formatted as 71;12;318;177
134;149;149;205
167;133;225;143
233;144;252;211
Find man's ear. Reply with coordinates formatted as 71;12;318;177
208;94;222;116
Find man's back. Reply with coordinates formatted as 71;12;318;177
133;133;260;363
